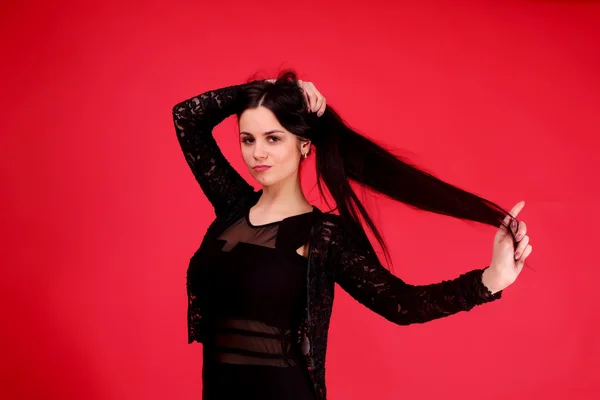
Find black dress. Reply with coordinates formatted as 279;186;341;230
193;205;317;400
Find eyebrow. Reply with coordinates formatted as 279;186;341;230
239;130;285;136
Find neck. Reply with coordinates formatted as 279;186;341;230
256;173;311;213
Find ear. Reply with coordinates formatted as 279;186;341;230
300;139;311;152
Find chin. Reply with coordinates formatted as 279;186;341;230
256;174;285;187
253;175;272;186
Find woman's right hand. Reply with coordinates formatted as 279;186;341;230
298;80;327;117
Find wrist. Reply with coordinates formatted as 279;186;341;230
482;266;503;295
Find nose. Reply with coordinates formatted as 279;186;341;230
252;141;267;160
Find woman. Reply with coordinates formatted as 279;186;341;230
172;70;532;400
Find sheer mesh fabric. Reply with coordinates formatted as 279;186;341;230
217;215;278;251
205;318;299;367
201;211;311;368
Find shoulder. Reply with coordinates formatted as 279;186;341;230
312;210;346;245
312;207;342;227
314;210;377;259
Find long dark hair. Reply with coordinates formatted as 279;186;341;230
236;70;531;272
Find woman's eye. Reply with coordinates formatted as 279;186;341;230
241;136;280;144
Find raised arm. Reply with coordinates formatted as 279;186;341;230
172;82;257;217
332;226;503;326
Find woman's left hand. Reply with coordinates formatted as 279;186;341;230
483;200;533;293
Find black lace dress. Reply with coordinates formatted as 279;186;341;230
193;204;317;400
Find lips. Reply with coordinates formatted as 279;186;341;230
253;165;271;172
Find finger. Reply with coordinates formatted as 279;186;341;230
522;244;533;260
514;235;530;260
516;244;532;270
309;82;324;100
298;80;310;110
501;200;525;229
307;92;318;112
511;200;525;219
302;89;311;111
306;82;322;112
515;220;527;240
318;98;327;117
310;84;326;113
314;95;324;114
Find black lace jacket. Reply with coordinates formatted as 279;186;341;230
172;82;503;400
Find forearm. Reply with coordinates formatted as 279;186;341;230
171;81;258;216
335;226;503;325
398;267;503;323
346;267;502;325
172;82;255;133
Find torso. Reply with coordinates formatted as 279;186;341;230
191;204;317;400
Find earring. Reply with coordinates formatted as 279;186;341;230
303;152;309;158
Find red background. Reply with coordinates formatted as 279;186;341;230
1;0;599;399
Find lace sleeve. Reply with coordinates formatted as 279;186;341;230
187;271;203;344
332;228;503;325
172;82;257;217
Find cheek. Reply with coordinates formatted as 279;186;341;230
275;145;300;165
240;146;252;164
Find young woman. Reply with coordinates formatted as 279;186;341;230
172;70;532;400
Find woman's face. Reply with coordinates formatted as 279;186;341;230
239;106;310;187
